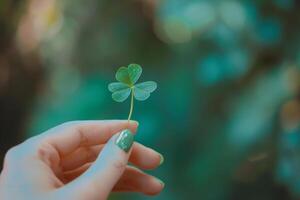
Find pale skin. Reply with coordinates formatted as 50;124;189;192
0;120;164;200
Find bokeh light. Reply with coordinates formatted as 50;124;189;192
1;0;300;200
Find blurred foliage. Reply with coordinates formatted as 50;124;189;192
1;0;300;199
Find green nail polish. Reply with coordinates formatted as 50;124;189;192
159;154;164;165
115;129;134;152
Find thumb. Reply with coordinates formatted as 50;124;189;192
60;129;135;200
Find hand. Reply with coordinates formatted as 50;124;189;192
0;120;164;200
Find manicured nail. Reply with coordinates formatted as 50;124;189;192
131;120;139;126
159;153;164;165
157;178;165;188
115;129;135;153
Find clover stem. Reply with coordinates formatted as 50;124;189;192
128;88;134;121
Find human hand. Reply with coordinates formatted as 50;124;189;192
0;120;164;200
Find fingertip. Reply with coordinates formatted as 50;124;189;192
130;120;139;127
159;153;164;166
129;144;163;170
128;120;139;134
143;177;165;196
146;150;163;170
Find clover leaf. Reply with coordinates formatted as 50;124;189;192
108;64;157;120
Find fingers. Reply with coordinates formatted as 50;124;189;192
63;162;92;182
114;166;164;195
61;145;103;171
63;165;164;196
130;143;163;170
57;130;135;199
61;142;163;171
42;120;138;156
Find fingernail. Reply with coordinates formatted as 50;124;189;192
157;178;165;188
130;120;139;126
115;129;135;153
159;154;164;165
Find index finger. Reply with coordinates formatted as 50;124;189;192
40;120;138;157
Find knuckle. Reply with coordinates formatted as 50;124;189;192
84;147;97;162
60;121;78;128
78;129;89;146
35;142;61;168
4;137;44;165
50;121;81;135
4;146;19;163
113;159;127;170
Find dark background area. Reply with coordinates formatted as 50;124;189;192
1;0;300;199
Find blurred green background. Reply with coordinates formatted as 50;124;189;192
1;0;300;199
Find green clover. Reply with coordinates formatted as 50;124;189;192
108;64;157;120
